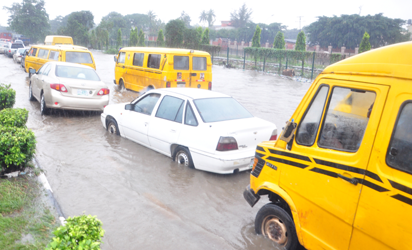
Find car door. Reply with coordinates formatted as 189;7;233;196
121;93;161;147
148;95;185;156
33;64;48;99
349;88;412;250
190;56;208;88
276;80;389;250
115;52;126;87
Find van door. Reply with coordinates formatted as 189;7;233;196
276;80;388;249
349;89;412;250
36;49;49;71
130;52;145;91
191;56;208;89
115;52;126;87
173;55;190;88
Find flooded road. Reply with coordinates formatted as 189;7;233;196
0;51;310;249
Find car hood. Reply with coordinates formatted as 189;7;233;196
104;102;128;115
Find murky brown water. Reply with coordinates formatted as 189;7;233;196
0;51;310;249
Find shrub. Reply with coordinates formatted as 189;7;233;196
0;84;16;110
0;108;28;127
0;127;36;169
104;48;119;54
46;215;105;250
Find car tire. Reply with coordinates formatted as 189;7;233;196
255;203;299;250
107;119;120;135
119;79;125;91
40;93;49;115
174;147;195;169
28;70;32;78
29;82;35;101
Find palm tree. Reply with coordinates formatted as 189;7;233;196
199;11;207;26
147;10;156;34
206;9;216;27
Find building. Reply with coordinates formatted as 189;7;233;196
211;21;235;31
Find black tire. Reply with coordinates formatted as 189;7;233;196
28;70;32;78
255;203;299;250
119;79;125;91
174;147;194;169
107;119;120;135
29;82;35;101
40;93;49;115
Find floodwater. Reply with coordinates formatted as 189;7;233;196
0;51;310;249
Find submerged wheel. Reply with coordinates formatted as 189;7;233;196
40;93;49;115
29;82;35;101
255;203;299;250
174;147;194;169
107;119;120;135
119;79;125;91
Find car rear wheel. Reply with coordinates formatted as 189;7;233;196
40;93;49;115
255;203;299;250
29;82;35;101
119;79;125;91
107;119;120;135
174;147;194;169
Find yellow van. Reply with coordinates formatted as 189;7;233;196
25;45;96;76
114;47;212;92
44;35;73;45
243;41;412;250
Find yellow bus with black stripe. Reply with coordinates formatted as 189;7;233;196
113;47;212;92
244;41;412;250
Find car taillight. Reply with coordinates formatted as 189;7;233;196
9;50;11;53
50;84;68;92
251;157;259;171
216;136;238;151
166;81;171;88
97;88;110;95
269;129;278;141
208;82;212;90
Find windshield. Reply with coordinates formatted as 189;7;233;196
65;52;93;64
18;48;26;53
11;43;24;49
55;65;100;81
194;97;253;123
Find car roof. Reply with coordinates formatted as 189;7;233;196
153;88;230;100
120;47;210;56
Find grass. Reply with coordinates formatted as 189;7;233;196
0;176;59;249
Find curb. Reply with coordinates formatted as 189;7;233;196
33;157;66;225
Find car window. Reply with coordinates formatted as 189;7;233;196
55;65;100;81
318;87;376;151
387;102;412;175
156;96;185;122
193;57;207;71
193;97;253;123
49;51;59;61
118;52;126;64
65;52;93;64
38;49;49;59
42;64;51;76
185;103;198;126
296;86;329;146
37;64;47;74
174;56;189;70
133;53;144;66
147;54;161;69
133;93;161;115
30;48;37;56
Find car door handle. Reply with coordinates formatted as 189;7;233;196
337;174;358;185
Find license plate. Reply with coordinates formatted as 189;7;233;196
177;82;185;88
249;158;254;169
77;89;89;96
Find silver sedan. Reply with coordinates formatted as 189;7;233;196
29;62;110;115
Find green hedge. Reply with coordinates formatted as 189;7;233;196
244;47;313;61
47;215;105;250
0;84;16;111
0;127;36;169
0;108;28;128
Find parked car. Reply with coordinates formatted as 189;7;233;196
21;49;28;70
101;88;277;174
13;48;28;63
28;62;110;115
5;42;24;58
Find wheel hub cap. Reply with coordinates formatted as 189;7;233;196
263;216;288;245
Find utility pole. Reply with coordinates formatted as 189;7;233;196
298;16;303;31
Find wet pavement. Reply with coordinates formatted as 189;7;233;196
0;51;310;249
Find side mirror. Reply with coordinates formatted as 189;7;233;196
29;68;36;75
25;51;29;55
125;104;134;110
278;120;297;144
114;55;117;63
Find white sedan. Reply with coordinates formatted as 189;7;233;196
101;88;277;174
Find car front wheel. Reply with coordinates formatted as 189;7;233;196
107;119;120;135
40;93;49;115
174;147;194;169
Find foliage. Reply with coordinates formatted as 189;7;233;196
201;28;210;45
330;53;343;64
147;10;157;35
129;28;138;46
157;29;165;47
116;28;122;49
101;12;126;42
252;25;261;47
138;29;145;46
206;10;216;27
359;32;371;53
104;48;119;54
305;14;410;49
179;11;191;28
46;215;104;250
58;11;94;46
90;30;97;49
230;4;253;28
0;84;16;110
295;31;306;51
3;0;50;43
273;31;285;49
184;28;202;49
165;19;185;48
0;108;28;128
0;127;36;169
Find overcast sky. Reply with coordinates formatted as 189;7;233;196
1;0;411;29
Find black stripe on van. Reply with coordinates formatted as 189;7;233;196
268;149;311;162
389;180;412;196
256;146;266;152
314;158;383;183
266;156;309;169
391;194;412;206
255;152;265;158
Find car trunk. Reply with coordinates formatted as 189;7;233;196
57;78;106;99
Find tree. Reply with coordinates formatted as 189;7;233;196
104;30;109;50
295;30;306;51
157;29;165;47
184;28;202;49
3;0;50;43
201;28;210;45
90;29;97;48
58;11;94;46
165;19;185;48
180;11;191;28
206;9;216;27
117;28;122;49
359;32;371;53
129;28;138;46
101;12;126;41
147;10;156;35
138;29;145;46
230;4;253;28
199;11;207;26
252;25;261;47
273;31;285;49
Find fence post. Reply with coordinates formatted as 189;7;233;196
310;52;316;80
263;56;266;72
285;53;288;69
227;46;229;66
243;50;246;70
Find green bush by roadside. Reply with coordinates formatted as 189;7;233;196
0;84;16;111
46;215;105;250
0;108;28;128
0;126;36;170
104;48;119;54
